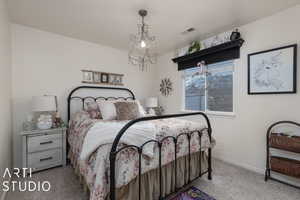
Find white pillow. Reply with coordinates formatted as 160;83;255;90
135;100;146;117
97;100;117;120
97;99;146;120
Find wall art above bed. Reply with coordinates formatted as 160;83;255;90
82;70;124;86
248;44;297;94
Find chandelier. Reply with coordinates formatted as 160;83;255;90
129;9;157;71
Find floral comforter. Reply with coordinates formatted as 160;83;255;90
68;111;215;200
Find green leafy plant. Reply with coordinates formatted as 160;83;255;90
188;41;201;54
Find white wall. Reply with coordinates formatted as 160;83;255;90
11;3;300;175
11;24;157;167
0;0;12;197
156;5;300;173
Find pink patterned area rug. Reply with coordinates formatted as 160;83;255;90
170;187;216;200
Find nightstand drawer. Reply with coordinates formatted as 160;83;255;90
28;149;62;170
28;133;62;153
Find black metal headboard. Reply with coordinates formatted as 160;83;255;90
67;86;135;122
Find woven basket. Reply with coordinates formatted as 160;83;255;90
270;156;300;178
270;133;300;153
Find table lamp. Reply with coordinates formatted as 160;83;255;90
145;97;158;115
32;95;57;129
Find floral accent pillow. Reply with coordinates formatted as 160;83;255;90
85;101;102;119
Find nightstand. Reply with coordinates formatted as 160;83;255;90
21;127;67;172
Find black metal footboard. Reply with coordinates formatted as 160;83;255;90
109;112;212;200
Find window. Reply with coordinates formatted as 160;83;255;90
184;60;234;114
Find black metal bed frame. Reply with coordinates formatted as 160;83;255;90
67;86;212;200
265;121;300;189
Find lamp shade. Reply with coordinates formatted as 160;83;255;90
145;97;158;108
32;96;57;112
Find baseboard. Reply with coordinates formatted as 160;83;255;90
214;156;265;175
0;176;11;200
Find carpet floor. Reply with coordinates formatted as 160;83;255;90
6;159;300;200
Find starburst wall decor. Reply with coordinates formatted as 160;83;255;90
160;78;173;96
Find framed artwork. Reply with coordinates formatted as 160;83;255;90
109;74;116;84
93;72;101;83
82;70;93;83
101;73;109;83
109;74;124;85
248;44;297;94
113;75;122;84
82;70;124;85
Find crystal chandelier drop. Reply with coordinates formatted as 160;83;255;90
129;9;157;71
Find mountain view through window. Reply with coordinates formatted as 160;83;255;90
184;61;234;113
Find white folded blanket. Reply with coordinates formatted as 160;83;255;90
80;121;157;161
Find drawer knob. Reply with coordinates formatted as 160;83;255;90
40;141;53;145
40;157;53;162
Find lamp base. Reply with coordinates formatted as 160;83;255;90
148;108;156;115
36;114;53;130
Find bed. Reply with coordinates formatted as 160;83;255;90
67;86;215;200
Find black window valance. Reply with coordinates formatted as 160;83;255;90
172;39;244;71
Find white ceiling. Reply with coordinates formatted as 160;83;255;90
8;0;300;54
